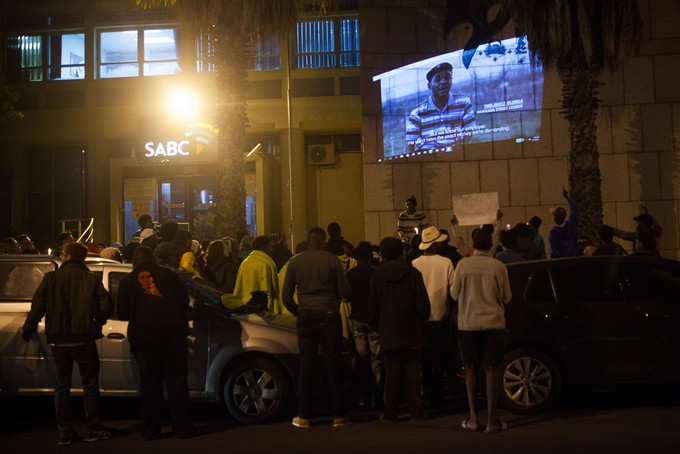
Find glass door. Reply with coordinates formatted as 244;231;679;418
160;180;188;224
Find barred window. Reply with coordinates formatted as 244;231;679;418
6;33;85;82
295;17;360;69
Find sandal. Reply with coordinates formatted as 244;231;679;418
483;420;509;434
461;418;480;432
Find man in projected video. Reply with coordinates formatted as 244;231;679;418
405;62;475;153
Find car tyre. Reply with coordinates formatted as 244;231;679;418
223;357;292;424
499;348;562;414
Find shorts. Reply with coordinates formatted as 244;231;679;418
458;329;506;368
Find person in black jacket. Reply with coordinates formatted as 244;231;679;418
22;242;111;446
116;246;194;440
371;236;431;421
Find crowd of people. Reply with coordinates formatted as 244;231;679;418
8;198;666;442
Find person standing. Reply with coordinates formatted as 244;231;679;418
549;188;581;258
116;246;194;440
412;225;455;408
371;237;430;421
22;242;111;446
347;242;383;408
452;229;512;434
282;227;352;428
397;196;428;243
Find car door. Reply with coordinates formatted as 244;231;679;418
625;260;680;381
0;260;57;391
98;267;138;392
549;260;647;384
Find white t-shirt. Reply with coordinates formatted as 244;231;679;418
412;254;455;321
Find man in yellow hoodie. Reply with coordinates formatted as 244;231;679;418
222;235;280;311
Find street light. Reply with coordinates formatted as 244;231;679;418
167;90;198;120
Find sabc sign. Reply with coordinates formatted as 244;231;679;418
142;122;218;162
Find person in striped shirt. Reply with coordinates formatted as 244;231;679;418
405;62;475;153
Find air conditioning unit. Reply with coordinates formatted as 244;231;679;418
307;144;335;165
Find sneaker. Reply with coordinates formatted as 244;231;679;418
292;416;310;428
332;417;352;428
83;430;111;442
57;435;76;446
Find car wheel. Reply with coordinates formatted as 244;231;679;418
223;357;292;424
499;348;562;414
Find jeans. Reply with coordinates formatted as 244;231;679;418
296;310;346;418
383;347;423;419
132;334;192;439
49;341;102;438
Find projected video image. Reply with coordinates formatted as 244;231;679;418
372;36;544;161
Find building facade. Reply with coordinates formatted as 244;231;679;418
360;0;680;259
0;0;364;251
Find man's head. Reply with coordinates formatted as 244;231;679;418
405;195;417;213
379;236;404;262
158;222;178;242
132;245;154;267
550;206;567;225
63;242;87;263
426;62;453;100
527;216;542;234
252;235;273;254
57;231;74;249
307;227;327;250
514;222;531;239
599;225;615;243
419;225;448;252
472;229;493;251
352;242;373;263
327;222;341;238
499;229;518;250
0;237;21;254
16;234;35;252
137;214;153;229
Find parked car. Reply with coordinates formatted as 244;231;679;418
499;255;680;414
0;255;299;424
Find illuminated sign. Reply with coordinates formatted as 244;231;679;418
140;122;219;162
144;140;191;157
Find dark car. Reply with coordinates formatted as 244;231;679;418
497;255;680;414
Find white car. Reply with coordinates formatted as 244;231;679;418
0;255;299;424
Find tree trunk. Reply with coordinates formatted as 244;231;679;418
214;20;249;239
558;60;603;246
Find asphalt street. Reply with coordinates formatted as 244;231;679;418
2;389;680;454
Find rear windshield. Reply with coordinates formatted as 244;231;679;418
0;262;56;300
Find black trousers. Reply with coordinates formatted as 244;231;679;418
132;334;193;439
383;347;422;419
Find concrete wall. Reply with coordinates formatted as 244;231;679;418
360;0;680;259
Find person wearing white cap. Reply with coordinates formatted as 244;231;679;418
411;225;456;408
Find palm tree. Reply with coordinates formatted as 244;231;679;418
135;0;301;237
496;0;643;244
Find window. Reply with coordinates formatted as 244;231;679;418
295;17;360;69
196;30;280;72
99;28;180;78
0;263;55;300
6;33;85;82
628;264;680;305
27;147;87;249
551;264;624;304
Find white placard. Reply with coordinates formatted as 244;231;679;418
452;192;499;226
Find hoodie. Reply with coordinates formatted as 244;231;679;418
370;261;430;351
